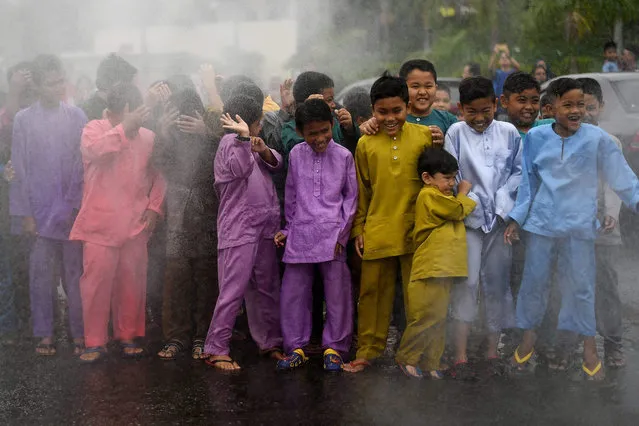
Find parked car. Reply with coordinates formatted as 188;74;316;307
336;77;463;107
543;73;639;247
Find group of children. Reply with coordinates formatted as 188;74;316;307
1;52;638;382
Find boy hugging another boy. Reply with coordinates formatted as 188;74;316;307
343;73;433;373
275;99;358;372
444;77;522;379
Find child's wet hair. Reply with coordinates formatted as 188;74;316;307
223;94;262;128
576;78;603;103
370;71;409;106
437;83;451;96
106;83;143;114
342;88;373;122
169;88;205;117
399;59;437;82
95;54;137;91
465;62;481;77
459;76;495;105
292;71;334;104
230;82;265;108
541;93;555;109
295;99;333;133
219;75;254;104
31;54;64;85
503;71;540;97
546;78;582;100
417;147;458;177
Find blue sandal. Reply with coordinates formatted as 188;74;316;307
323;349;344;372
276;349;308;371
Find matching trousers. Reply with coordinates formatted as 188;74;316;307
280;258;353;354
204;239;282;356
355;254;413;360
395;277;452;370
30;236;83;339
452;225;515;333
80;233;149;348
516;233;596;336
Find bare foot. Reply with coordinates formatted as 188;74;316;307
206;355;241;371
35;337;56;356
79;347;106;362
121;340;144;356
343;358;371;373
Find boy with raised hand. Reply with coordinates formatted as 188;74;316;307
343;73;433;373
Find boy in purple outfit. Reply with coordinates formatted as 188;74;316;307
274;99;358;372
204;94;284;371
9;55;86;356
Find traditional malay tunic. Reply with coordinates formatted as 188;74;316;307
10;101;86;339
279;140;358;354
70;119;166;348
204;133;283;356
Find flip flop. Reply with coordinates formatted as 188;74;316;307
205;357;241;371
582;361;605;381
512;346;535;372
35;343;57;357
398;364;423;379
121;342;146;359
158;341;185;360
79;347;107;364
343;359;372;373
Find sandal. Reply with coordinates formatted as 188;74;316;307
205;356;241;371
343;359;372;373
323;349;343;372
510;346;535;373
582;361;605;381
398;364;423;379
35;343;57;357
79;347;107;364
191;339;206;360
121;342;146;359
158;340;185;360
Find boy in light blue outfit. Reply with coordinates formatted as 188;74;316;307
504;78;639;380
445;77;522;379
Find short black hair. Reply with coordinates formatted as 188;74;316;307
370;72;409;106
230;82;264;107
417;147;458;178
295;98;334;133
292;71;334;104
546;78;582;100
166;74;197;94
459;76;495;105
465;62;481;77
436;83;451;96
541;93;555;109
31;54;64;85
399;59;437;82
223;94;262;128
96;54;137;91
343;88;373;122
219;75;254;104
503;71;540;97
107;83;143;114
604;41;617;52
576;77;603;103
6;61;32;84
169;88;205;118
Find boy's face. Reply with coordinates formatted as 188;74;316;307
582;93;604;126
422;171;457;196
300;120;333;153
372;96;407;137
458;96;496;133
321;88;336;109
405;69;437;115
39;70;66;105
553;89;584;135
433;89;451;111
604;47;618;62
501;89;540;129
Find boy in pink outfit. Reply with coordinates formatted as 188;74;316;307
70;83;166;362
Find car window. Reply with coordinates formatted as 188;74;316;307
612;80;639;113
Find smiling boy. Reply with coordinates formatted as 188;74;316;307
343;73;433;373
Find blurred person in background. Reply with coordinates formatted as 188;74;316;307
602;41;619;73
462;62;481;79
488;44;520;119
433;83;452;112
532;64;548;84
620;48;637;72
10;55;87;356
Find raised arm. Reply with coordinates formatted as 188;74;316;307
81;122;130;163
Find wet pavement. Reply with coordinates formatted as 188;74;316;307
2;253;639;425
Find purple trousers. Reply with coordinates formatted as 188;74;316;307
204;239;282;355
280;258;353;354
30;236;83;338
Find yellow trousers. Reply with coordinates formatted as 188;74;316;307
395;277;452;370
355;254;413;360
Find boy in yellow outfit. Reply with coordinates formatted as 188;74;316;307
395;147;476;379
343;73;433;373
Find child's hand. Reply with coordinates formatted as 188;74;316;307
359;117;379;136
354;234;364;258
335;108;353;131
504;221;520;245
178;111;206;135
601;215;617;233
145;82;171;109
159;105;179;138
220;113;250;138
280;78;294;113
457;179;472;195
143;210;159;233
123;104;151;137
2;160;15;182
428;125;444;145
334;242;344;257
250;137;268;154
199;64;218;89
274;231;287;247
